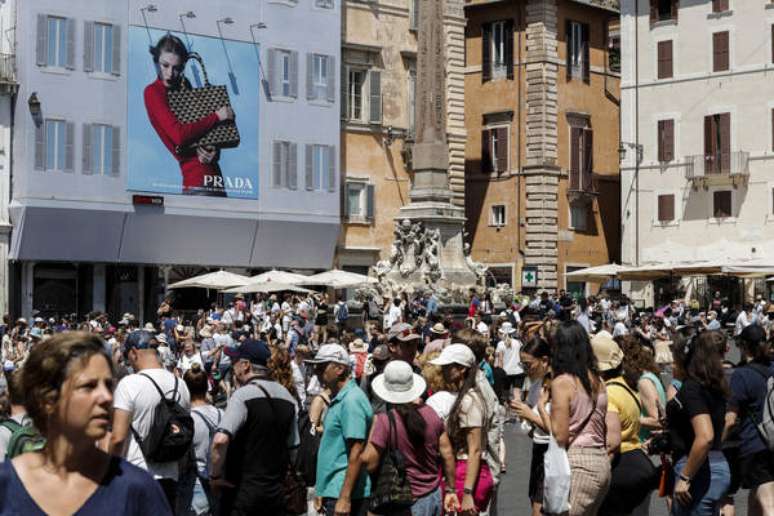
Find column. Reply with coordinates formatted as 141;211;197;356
138;266;145;324
93;264;106;312
21;261;34;320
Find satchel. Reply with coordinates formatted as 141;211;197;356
369;410;414;514
166;52;240;152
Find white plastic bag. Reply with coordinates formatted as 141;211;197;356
543;435;571;514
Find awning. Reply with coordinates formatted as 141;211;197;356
565;263;626;283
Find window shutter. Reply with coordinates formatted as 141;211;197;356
565;20;572;81
341;65;348;119
482;23;491;83
327;146;336;192
582;23;590;83
37;15;48;66
326;56;336;103
714;191;731;218
496;127;508;173
481;129;492;173
272;141;282;187
289;51;299;99
267;49;278;97
111;24;121;76
570;127;581;189
712;32;729;72
345;183;351;217
111;126;121;176
772;109;774;152
64;122;75;172
306;54;315;100
657;195;666;221
664;119;674;161
305;144;314;190
704;115;715;173
505;20;514;80
719;113;730;173
83;21;94;72
34;123;45;170
366;184;375;220
66;18;76;70
658;195;674;222
288;142;298;190
671;0;679;22
657;40;672;79
583;128;593;190
369;70;382;124
650;0;657;24
771;25;774;64
82;124;92;174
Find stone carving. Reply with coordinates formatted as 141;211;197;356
463;241;488;283
374;219;441;286
416;0;446;145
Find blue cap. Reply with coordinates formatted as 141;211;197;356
123;330;155;357
224;339;270;366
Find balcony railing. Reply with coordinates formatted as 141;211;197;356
567;170;596;202
685;151;749;189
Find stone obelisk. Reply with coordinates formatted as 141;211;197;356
388;0;480;289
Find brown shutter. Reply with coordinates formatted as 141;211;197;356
583;128;593;190
719;113;730;173
650;0;657;24
482;23;491;83
566;20;573;81
570;127;581;190
671;0;679;22
772;108;774;152
712;0;728;12
658;120;674;162
505;20;514;80
658;195;674;222
496;127;508;173
481;129;492;173
582;23;590;84
713;31;729;72
658;40;673;79
714;191;731;218
704;115;717;174
771;24;774;64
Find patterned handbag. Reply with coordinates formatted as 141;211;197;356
166;52;240;153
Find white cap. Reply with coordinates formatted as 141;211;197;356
430;344;476;368
304;343;350;366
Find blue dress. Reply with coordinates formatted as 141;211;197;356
0;456;172;515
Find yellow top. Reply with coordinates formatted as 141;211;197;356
605;376;642;453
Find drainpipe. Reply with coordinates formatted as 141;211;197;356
634;0;640;266
516;1;524;283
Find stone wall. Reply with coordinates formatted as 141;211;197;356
446;0;467;208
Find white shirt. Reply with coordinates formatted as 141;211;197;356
113;368;191;480
386;305;402;328
426;391;457;423
496;338;523;376
613;321;629;338
735;311;752;336
177;352;203;375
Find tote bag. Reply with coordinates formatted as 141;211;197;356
543;435;571;514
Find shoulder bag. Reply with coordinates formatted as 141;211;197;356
369;410;414;514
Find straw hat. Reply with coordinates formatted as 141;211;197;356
371;360;427;405
348;338;367;353
430;323;447;335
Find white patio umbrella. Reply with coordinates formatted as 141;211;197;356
299;269;377;289
565;263;626;283
223;282;314;295
247;269;309;285
167;270;251;290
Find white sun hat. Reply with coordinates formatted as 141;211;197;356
371;360;427;405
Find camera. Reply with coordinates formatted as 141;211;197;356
647;432;672;455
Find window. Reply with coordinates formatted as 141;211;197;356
315;0;334;8
272;140;298;189
37;15;74;69
657;40;673;79
307;54;335;102
482;20;513;82
408;67;416;138
345;182;375;221
409;0;419;30
268;49;298;99
347;69;365;120
704;113;731;174
712;31;729;72
83;22;118;74
713;190;732;218
34;119;74;172
658;119;675;162
490;205;506;227
657;194;675;222
608;32;621;73
84;124;119;176
481;126;509;174
305;144;336;192
650;0;678;23
46;120;66;170
567;21;589;82
712;0;729;13
570;203;589;232
570;121;593;192
342;68;381;123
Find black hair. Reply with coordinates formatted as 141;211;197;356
550;320;599;396
150;34;188;64
521;334;551;359
393;403;427;449
739;324;769;364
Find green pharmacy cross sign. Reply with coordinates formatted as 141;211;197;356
522;268;538;288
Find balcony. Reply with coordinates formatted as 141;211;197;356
0;54;16;94
685;151;749;189
567;171;596;202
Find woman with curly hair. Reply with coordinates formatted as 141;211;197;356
268;347;302;407
619;334;667;441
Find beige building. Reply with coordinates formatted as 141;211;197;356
335;0;467;281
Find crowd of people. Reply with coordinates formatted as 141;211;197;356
0;287;771;515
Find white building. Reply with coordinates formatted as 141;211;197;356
0;0;341;319
620;0;774;305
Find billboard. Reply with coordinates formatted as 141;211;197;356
127;27;259;198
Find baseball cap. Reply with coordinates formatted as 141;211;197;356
3;360;14;372
224;339;271;366
304;343;350;366
123;330;155;356
371;344;391;361
430;344;476;368
387;323;420;342
591;333;623;371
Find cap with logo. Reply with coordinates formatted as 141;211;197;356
304;343;350;366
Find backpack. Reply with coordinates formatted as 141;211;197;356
352;352;368;380
336;303;349;323
295;395;329;487
744;363;774;451
191;408;222;479
131;373;195;463
0;418;46;459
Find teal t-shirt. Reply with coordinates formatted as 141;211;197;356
480;361;495;386
316;379;374;499
639;371;667;442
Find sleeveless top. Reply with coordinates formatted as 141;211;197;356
639;371;667;441
562;374;608;448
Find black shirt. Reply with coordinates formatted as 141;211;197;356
666;378;726;459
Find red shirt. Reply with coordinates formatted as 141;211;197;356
143;79;221;191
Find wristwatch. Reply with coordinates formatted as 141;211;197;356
444;486;456;494
463;487;473;496
678;472;691;483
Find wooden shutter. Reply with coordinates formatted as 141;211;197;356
272;141;282;187
565;20;573;81
713;32;729;72
495;127;508;173
111;24;121;76
82;124;92;174
481;129;492;173
583;128;593;190
306;54;315;100
712;0;728;12
34;122;45;170
671;0;679;21
704;115;716;174
327;146;336;192
64;122;75;172
287;143;298;190
366;184;375;220
111;126;121;176
305;144;314;190
83;22;94;72
658;194;674;222
650;0;658;23
267;49;277;98
771;109;774;152
771;25;774;64
326;56;336;103
718;113;730;173
289;51;298;98
37;14;48;66
341;65;348;119
713;191;731;218
658;119;674;162
505;20;514;80
570;127;581;189
657;40;673;79
66;18;76;70
482;23;491;83
369;70;382;123
582;23;590;84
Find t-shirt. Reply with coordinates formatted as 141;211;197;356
176;353;203;375
190;405;223;477
605;377;642;453
113;369;191;480
729;362;774;457
496;339;523;376
369;405;445;498
0;414;31;462
426;391;457;423
666;378;726;459
457;383;498;461
0;457;171;515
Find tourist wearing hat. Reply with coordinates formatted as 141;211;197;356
209;339;300;514
359;344;392;412
424;323;450;356
348;338;368;382
387;322;421;364
495;322;525;402
306;344;373;516
360;360;459;514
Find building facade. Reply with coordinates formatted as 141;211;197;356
3;0;341;319
335;0;466;280
620;0;774;305
465;0;621;296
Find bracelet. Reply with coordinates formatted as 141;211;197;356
678;473;691;483
463;487;473;496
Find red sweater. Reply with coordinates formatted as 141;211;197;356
143;79;221;191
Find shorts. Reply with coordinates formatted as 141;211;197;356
505;374;525;392
528;442;548;503
740;449;774;490
722;446;741;495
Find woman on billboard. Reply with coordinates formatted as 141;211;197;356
143;35;234;197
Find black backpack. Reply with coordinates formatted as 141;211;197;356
295;395;329;487
131;373;194;463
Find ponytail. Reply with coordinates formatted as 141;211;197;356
394;403;427;447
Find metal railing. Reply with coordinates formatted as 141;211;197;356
0;53;16;84
685;151;750;181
